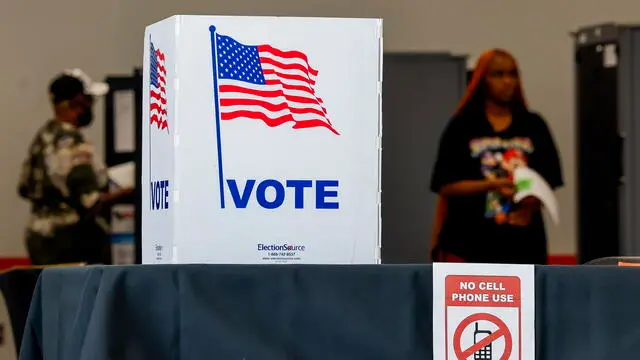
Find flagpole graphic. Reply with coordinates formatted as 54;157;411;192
209;25;226;208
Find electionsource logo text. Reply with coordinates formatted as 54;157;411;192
257;244;306;252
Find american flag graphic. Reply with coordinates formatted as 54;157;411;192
150;42;168;131
214;33;338;135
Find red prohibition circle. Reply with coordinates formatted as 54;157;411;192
453;312;512;360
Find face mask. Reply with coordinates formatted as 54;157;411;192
76;107;93;127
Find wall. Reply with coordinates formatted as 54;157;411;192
1;0;637;258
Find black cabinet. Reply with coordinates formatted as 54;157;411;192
381;53;467;263
574;24;640;262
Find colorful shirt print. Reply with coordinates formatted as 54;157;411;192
470;137;534;224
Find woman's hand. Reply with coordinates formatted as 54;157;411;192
508;197;540;227
508;208;532;226
490;178;516;198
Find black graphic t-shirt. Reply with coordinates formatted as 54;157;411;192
430;109;563;264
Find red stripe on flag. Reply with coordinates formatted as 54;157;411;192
264;79;312;94
155;49;165;61
259;57;317;81
149;103;167;115
262;69;316;86
257;45;319;75
219;85;325;108
150;115;168;129
220;110;339;135
263;79;326;111
150;92;166;104
220;98;326;118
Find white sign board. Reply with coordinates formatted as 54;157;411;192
142;16;382;264
433;263;535;360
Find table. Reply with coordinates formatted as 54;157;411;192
19;265;640;359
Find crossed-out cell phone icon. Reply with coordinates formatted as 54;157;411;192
473;322;492;360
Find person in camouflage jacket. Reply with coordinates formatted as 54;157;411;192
18;73;130;265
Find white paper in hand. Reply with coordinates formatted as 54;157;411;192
513;167;559;225
108;161;135;189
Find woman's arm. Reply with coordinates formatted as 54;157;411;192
439;178;513;197
430;177;514;259
518;196;541;210
508;196;541;226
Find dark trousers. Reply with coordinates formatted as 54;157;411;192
26;221;111;265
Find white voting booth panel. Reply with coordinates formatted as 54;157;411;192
142;16;382;264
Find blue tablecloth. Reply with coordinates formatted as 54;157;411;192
19;265;640;359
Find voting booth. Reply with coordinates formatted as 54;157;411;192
142;16;382;264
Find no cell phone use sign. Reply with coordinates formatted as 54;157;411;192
433;263;535;360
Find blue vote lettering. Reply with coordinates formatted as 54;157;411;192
150;180;170;210
226;179;339;209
